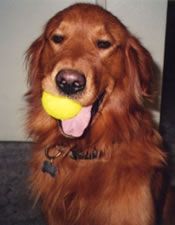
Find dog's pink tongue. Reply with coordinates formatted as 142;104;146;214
61;105;92;137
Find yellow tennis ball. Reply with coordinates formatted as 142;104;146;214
41;91;82;120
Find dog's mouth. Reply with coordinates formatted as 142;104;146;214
59;92;105;138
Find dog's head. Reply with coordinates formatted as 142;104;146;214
26;3;153;140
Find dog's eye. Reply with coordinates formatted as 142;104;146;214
97;40;112;49
51;35;64;44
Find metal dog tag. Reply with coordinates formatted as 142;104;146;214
42;160;57;177
41;145;63;177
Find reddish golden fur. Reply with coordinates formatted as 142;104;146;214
25;3;168;225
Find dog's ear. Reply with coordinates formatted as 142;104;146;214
25;35;44;86
125;36;153;102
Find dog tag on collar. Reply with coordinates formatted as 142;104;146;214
42;160;57;177
41;145;63;177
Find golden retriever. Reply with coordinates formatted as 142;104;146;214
25;3;173;225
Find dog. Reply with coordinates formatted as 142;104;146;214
25;3;173;225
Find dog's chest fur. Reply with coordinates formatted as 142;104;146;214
31;149;153;225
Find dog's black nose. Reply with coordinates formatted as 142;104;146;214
55;69;86;95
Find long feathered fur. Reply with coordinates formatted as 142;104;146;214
25;3;168;225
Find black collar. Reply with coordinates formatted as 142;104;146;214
70;149;102;160
42;145;102;177
44;145;102;161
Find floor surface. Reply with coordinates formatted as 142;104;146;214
0;142;46;225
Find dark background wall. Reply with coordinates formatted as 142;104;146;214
160;1;175;186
